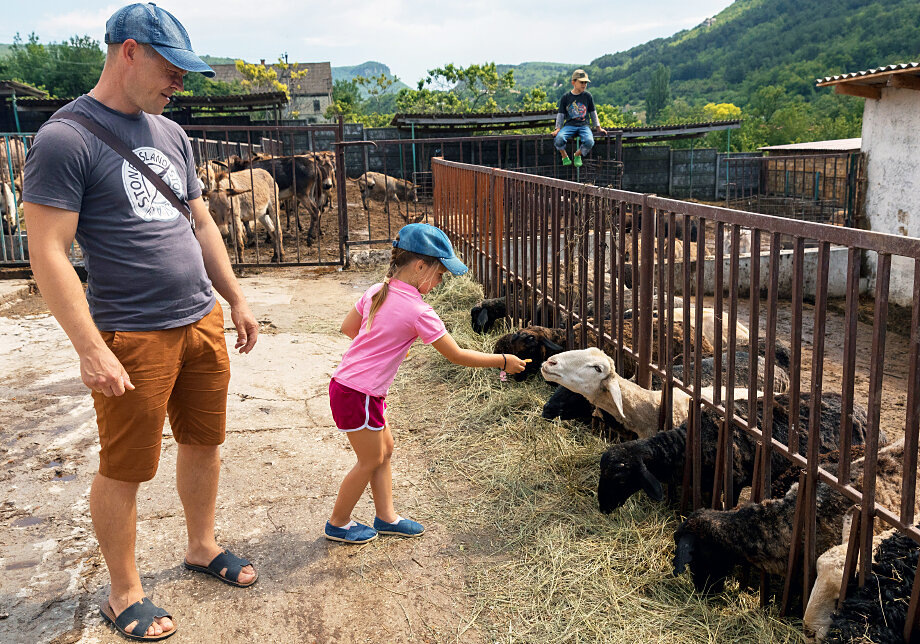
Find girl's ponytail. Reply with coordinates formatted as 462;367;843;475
365;246;399;331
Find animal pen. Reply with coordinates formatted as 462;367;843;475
431;157;920;640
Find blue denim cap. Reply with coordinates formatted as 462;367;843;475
105;3;215;77
394;223;468;276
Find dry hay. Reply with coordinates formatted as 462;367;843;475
393;274;804;643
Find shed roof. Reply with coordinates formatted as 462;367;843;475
758;138;861;152
390;110;741;139
815;62;920;99
0;80;47;98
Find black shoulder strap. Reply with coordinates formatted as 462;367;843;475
54;111;194;229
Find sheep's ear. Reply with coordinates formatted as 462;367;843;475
541;338;564;352
476;308;489;329
638;462;664;501
674;533;695;575
606;374;625;419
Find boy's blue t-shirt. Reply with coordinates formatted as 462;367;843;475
558;91;596;126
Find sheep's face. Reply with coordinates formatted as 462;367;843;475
496;330;564;381
598;445;663;513
673;516;737;594
541;348;610;395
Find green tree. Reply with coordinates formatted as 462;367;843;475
4;32;104;98
645;63;670;124
420;62;516;111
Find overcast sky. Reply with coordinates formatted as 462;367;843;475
4;0;734;84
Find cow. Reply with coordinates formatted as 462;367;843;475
355;172;419;220
206;168;283;262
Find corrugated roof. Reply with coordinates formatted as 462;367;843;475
0;80;47;98
209;62;332;97
816;62;920;86
759;138;861;152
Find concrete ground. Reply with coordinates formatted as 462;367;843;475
0;269;484;644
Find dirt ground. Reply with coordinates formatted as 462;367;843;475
0;269;486;644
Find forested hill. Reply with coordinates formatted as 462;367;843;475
579;0;920;108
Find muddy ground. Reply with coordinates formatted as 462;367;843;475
0;269;485;644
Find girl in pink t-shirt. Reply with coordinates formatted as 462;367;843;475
325;224;526;544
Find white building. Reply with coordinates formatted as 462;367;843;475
817;62;920;306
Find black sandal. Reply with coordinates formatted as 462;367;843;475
183;549;258;588
99;597;176;641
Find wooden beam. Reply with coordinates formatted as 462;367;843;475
834;84;882;100
889;74;920;91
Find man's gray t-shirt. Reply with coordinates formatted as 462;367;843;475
23;95;214;331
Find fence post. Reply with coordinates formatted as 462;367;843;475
335;116;348;265
637;194;655;389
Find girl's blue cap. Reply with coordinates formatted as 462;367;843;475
394;223;468;275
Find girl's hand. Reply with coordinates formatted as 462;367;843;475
504;355;528;375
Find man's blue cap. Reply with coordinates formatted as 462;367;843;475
394;223;468;276
105;3;215;77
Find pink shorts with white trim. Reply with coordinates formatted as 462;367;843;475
328;378;387;432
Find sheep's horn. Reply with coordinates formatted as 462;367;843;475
638;462;664;501
541;338;564;352
674;534;695;575
476;308;489;329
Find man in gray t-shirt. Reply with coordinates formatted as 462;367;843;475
23;4;258;640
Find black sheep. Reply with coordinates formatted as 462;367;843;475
673;437;904;596
825;528;919;644
471;297;508;334
598;393;870;514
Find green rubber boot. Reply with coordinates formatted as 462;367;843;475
561;156;572;166
573;155;583;167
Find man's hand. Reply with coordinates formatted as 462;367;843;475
551;128;560;137
597;127;607;136
230;301;259;353
80;345;134;397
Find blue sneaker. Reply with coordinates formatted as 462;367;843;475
373;516;426;537
324;521;378;544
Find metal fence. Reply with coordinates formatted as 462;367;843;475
432;157;920;640
724;152;864;227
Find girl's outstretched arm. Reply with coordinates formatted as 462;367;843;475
432;333;527;374
340;307;362;339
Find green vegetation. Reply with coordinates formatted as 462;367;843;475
496;61;575;89
0;33;103;98
331;60;410;95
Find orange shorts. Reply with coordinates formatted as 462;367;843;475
92;301;231;482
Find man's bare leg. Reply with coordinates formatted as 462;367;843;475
90;474;174;637
177;444;255;584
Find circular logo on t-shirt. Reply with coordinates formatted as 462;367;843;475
121;147;184;222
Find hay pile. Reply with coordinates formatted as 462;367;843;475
393;274;804;643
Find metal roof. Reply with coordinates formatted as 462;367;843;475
165;92;287;112
0;80;47;98
759;138;861;152
816;62;920;86
391;111;742;138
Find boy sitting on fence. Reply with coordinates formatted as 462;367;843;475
552;69;607;167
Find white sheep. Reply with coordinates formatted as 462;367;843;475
540;347;755;439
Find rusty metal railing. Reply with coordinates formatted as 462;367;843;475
433;157;920;640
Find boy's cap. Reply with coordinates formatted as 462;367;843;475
105;3;215;77
394;223;469;276
571;69;591;82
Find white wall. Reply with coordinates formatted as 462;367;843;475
861;86;920;306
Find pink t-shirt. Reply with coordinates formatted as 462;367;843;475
332;279;447;397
